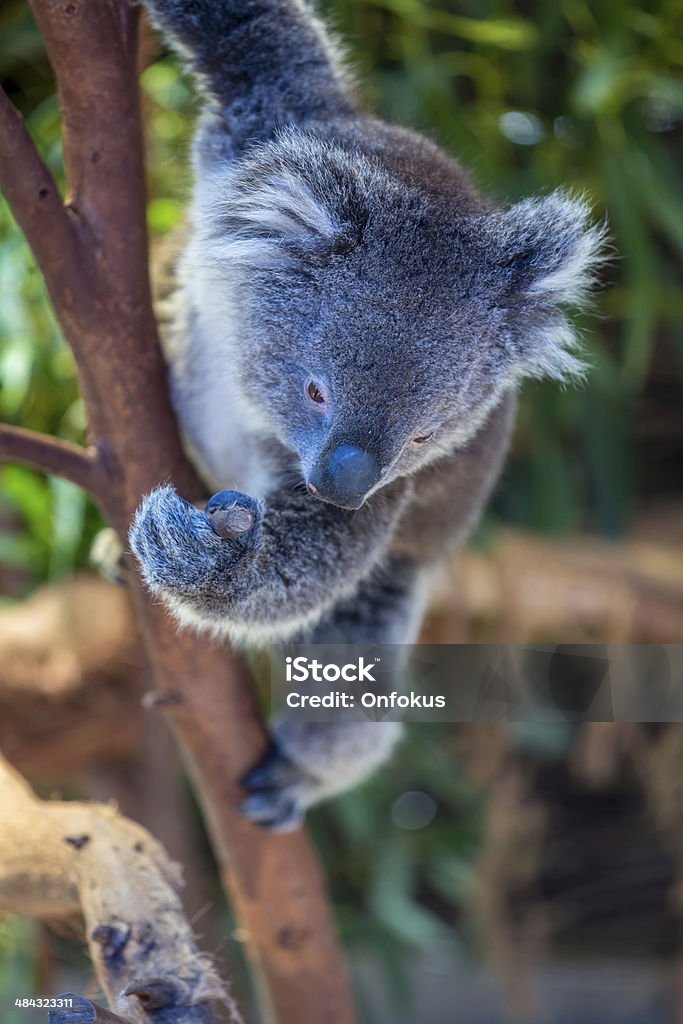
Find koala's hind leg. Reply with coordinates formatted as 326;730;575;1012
239;558;426;831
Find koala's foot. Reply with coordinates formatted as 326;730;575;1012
239;721;403;831
129;486;261;613
239;745;319;833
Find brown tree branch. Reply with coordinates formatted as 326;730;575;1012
0;755;228;1024
0;424;103;499
0;88;81;286
28;0;143;264
0;3;358;1022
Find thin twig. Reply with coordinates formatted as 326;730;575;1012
0;424;102;499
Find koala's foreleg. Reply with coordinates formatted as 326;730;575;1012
240;557;426;831
129;482;412;644
142;0;354;153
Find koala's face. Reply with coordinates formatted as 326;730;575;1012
200;131;602;509
237;256;503;509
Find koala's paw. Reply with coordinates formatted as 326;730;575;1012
238;745;319;833
129;485;260;602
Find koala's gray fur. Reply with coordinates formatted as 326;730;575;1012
130;0;605;830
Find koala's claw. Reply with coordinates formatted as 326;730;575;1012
241;743;297;790
238;745;310;832
205;489;258;540
238;792;304;833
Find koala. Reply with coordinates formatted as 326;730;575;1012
130;0;604;831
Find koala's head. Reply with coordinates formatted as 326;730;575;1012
193;129;605;510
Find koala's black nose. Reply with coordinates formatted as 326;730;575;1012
309;444;381;509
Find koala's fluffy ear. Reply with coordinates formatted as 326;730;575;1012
200;130;372;272
202;142;371;276
493;192;607;380
201;166;341;273
223;170;338;246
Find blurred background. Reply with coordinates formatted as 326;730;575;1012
0;0;682;1021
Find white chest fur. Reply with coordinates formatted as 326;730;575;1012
162;253;281;499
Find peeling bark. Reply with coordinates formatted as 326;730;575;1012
0;756;229;1023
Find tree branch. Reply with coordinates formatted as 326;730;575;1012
0;88;81;287
0;755;228;1024
28;0;143;268
0;424;103;499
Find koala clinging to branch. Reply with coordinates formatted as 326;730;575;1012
130;0;604;830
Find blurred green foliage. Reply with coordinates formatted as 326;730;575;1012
0;1;682;1018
